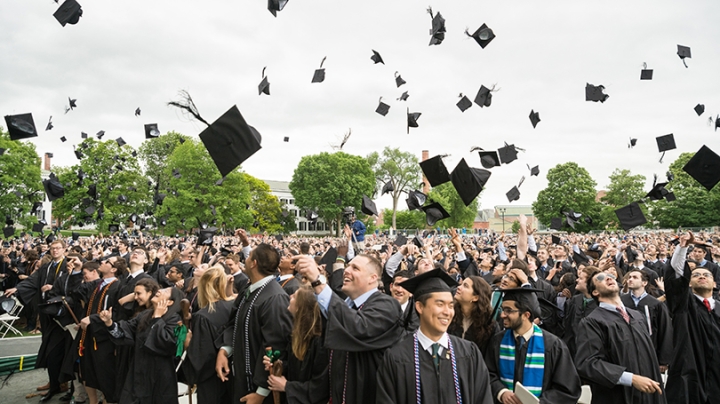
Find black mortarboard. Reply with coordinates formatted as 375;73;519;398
84;206;95;216
407;109;421;133
32;220;46;233
456;94;472;112
197;227;217;245
3;227;14;238
5;216;13;226
395;72;406;88
421;202;450;226
60;136;67;142
629;138;637;148
45;233;55;244
551;234;561;245
199;105;262;178
428;8;446;46
283;136;289;142
172;168;181;179
135;107;141;116
116;137;126;147
645;181;670;201
0;148;4;155
656;134;676;152
376;99;390;116
361;195;378;216
68;97;77;110
506;186;520;202
370;50;384;64
419;155;450;187
81;132;88;139
528;164;540;176
550;218;563;231
665;192;676;202
96;130;105;139
43;174;65;201
406;190;427;211
267;0;288;17
397;91;409;101
305;210;318;222
561;208;584;229
585;83;609;103
319;247;338;266
381;180;394;195
54;0;83;27
394;235;408;246
312;57;326;83
478;151;500;169
465;23;495;48
412;235;424;249
31;201;43;214
474;85;492;107
46;152;54;158
502;288;542;318
451;158;491;206
683;145;720;191
144;123;160;139
87;184;97;199
74;147;84;160
46;116;53;130
677;45;691;67
258;68;270;95
529;110;541;128
108;224;119;233
5;113;37;140
71;232;79;241
117;195;127;203
401;268;457;298
640;69;653;80
694;104;705;116
714;115;720;132
129;213;138;224
615;202;647;231
498;143;519;164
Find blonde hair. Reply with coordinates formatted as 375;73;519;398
197;265;230;313
291;287;323;361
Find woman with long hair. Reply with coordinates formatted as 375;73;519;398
100;278;183;404
181;265;234;404
448;275;499;354
264;286;329;404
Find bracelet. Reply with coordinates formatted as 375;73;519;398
310;275;324;288
336;257;346;263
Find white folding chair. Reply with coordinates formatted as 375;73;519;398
0;296;24;338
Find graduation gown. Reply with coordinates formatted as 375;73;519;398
280;276;301;296
620;293;673;366
182;299;233;404
575;306;666;404
447;317;500;356
232;272;249;296
485;329;581;404
323;290;403;404
400;296;420;334
376;333;493;404
664;262;720;404
562;294;597;360
220;279;292;404
284;335;330;404
109;310;181;404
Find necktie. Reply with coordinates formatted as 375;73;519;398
351;302;358;310
616;306;630;324
431;343;440;370
703;298;712;313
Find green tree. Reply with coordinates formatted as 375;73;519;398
138;131;192;191
511;220;521;234
155;139;252;234
243;174;283;234
599;169;647;229
383;209;426;231
427;183;479;229
648;152;720;228
52;138;151;232
366;147;422;230
0;129;44;231
290;152;375;236
532;162;602;232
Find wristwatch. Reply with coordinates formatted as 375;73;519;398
310;275;325;288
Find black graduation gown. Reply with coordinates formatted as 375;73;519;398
447;318;500;356
485;329;581;404
220;280;292;404
620;293;673;366
280;276;301;296
664;262;720;404
110;310;181;404
376;333;493;404
400;296;420;334
284;335;330;404
575;306;666;404
182;299;233;404
562;294;597;360
233;272;250;296
323;290;403;404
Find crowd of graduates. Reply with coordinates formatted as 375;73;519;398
1;215;719;404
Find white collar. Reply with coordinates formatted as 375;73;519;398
129;269;144;278
400;300;409;312
417;328;449;354
249;275;275;293
278;274;294;281
694;294;716;310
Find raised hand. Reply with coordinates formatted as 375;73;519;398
99;307;113;326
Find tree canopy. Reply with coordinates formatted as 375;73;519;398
0;129;44;230
427;182;479;229
244;173;283;234
599;169;646;229
366;147;422;229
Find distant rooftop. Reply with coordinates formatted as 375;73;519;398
263;180;291;193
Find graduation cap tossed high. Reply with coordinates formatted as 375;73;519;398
305;210;319;223
60;136;67;143
677;44;691;68
683;145;720;191
397;91;409;101
474;85;493;107
694;104;705;116
3;226;15;239
476;149;500;169
421;202;450;226
54;0;83;27
375;97;390;116
197;227;217;246
560;207;585;229
645;174;673;201
370;50;384;64
31;201;43;215
712;115;720;132
529;110;541;128
527;164;539;177
66;97;77;113
406;189;427;211
456;94;472;112
135;107;141;116
267;0;289;17
615;202;647;231
144;123;160;139
427;7;446;46
361;195;378;216
32;219;47;233
465;23;495;48
381;180;394;195
419;155;450;187
4;113;37;140
656;134;676;163
45;116;53;131
640;63;653;80
258;67;270;95
401;268;458;298
312;57;327;83
628;138;637;149
498;142;522;164
407;108;422;133
43;173;65;202
450;158;491;206
96;130;105;140
585;83;609;103
395;71;406;88
168;91;262;178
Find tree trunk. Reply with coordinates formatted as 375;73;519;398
391;194;398;230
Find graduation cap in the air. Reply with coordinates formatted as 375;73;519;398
0;147;5;156
456;94;472;112
144;123;160;139
474;85;493;107
419;155;450;187
407;109;422;133
45;116;53;131
54;0;83;27
84;205;96;216
117;195;128;204
31;201;43;215
67;97;77;111
267;0;288;17
108;224;119;233
32;220;47;233
312;57;326;83
3;226;15;238
115;137;126;147
527;164;540;177
645;180;671;201
43;174;65;202
694;104;705;116
640;63;653;80
615;202;647;231
45;233;56;244
529;110;541;128
5;216;13;227
60;136;67;143
319;247;339;266
406;190;427;211
713;115;720;132
4;113;37;140
656;134;676;163
361;195;378;216
450;158;491;206
421;202;450;226
628;138;637;148
96;130;105;140
585;83;609;103
506;186;520;202
258;67;270;95
427;7;446;46
375;98;390;116
196;105;262;177
381;180;394;195
394;235;408;247
86;184;97;200
465;23;495;48
397;91;409;101
370;50;384;64
135;107;141;117
551;234;561;245
305;210;319;223
478;151;500;169
677;44;691;68
129;213;138;224
683;145;720;191
561;208;583;229
73;146;84;160
395;72;406;88
498;143;520;164
401;267;458;298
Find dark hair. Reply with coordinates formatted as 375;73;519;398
113;257;128;278
555;273;577;293
134;278;160;331
449;276;495;351
299;242;310;255
625;268;659;297
82;261;100;272
585;268;604;303
251;243;281;276
358;254;383;277
513;297;537;321
393;270;412;281
508;258;529;276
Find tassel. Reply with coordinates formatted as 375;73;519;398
167;90;211;127
94;337;97;351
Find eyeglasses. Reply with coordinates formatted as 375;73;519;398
50;247;64;251
691;272;712;279
500;307;521;315
595;273;616;282
502;274;518;283
131;250;146;257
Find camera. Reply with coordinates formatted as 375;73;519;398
342;207;355;225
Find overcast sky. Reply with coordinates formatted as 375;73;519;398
2;0;719;212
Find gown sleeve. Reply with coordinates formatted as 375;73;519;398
285;337;330;404
142;313;180;357
375;350;400;404
575;316;625;389
539;336;582;404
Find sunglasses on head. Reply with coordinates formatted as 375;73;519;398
595;273;616;282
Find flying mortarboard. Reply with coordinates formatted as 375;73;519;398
585;83;609;103
4;113;37;140
656;134;676;163
713;115;720;132
506;186;520;202
32;220;47;233
311;57;326;83
478;151;500;169
305;210;318;222
427;7;446;46
108;224;119;233
419;155;450;187
96;130;105;139
84;205;95;216
0;148;4;155
144;123;160;139
628;138;637;148
117;195;127;204
45;233;56;244
198;105;262;177
67;97;77;111
43;174;65;201
376;98;390;116
498;143;520;164
395;72;406;88
615;202;647;231
31;202;43;214
135;107;141;116
54;0;83;27
370;50;384;64
421;202;450;226
87;184;97;200
465;23;495;48
5;216;13;226
283;136;289;142
456;94;472;112
645;180;670;201
394;235;408;246
267;0;289;17
694;104;705;116
115;137;126;147
319;247;339;266
407;109;421;133
406;190;427;211
3;227;15;238
677;45;691;68
73;146;84;160
397;91;409;101
450;158;491;206
529;110;541;128
550;217;563;231
258;67;270;95
640;63;653;80
682;145;720;191
45;116;53;131
474;85;493;107
528;164;540;176
361;195;378;216
81;132;87;139
551;234;561;245
381;180;394;195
